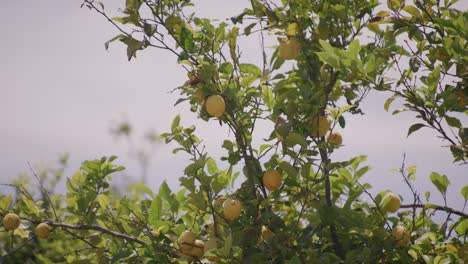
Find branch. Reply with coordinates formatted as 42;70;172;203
0;211;150;246
400;203;467;219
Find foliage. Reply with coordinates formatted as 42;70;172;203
1;0;467;263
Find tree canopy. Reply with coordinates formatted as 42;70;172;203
1;0;467;263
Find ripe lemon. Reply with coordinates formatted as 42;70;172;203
327;131;342;145
188;239;204;259
391;225;410;246
204;238;219;261
35;223;50;239
223;198;241;221
310;116;330;137
2;213;20;230
205;95;226;118
262;170;282;191
178;230;196;252
279;38;301;60
381;192;401;213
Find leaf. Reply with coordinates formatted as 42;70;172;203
228;27;239;62
445;116;461;128
454;218;467;237
384;94;398;112
461;185;468;200
425;191;430;201
239;63;262;76
120;36;143;61
285;132;307;147
429;172;450;196
403;5;421;18
148;196;162;225
180;27;194;51
97;194;110;208
407;123;426;137
159;181;172;201
173;97;189;106
262;85;275;110
171;115;180;131
206;158;218;175
104;34;125;50
23;198;39;216
14;229;30;239
0;195;12;211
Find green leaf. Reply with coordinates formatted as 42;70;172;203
454;218;467;237
148;196;162;225
105;34;125;50
239;63;262;76
171;115;181;131
220;62;234;75
429;172;450;196
228;27;239;61
206;158;218;175
120;36;143;61
285;132;307;147
159;181;172;201
402;5;421;17
384;94;398;112
97;194;110;208
425;191;430;201
407;123;426;137
262;85;275;110
461;185;468;200
180;27;194;51
445;116;461;128
0;195;12;211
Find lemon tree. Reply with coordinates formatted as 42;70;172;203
1;0;468;263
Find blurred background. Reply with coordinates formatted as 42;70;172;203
1;1;466;211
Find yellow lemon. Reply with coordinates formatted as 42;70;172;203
35;223;50;239
188;239;204;259
2;213;20;231
262;170;282;191
279;38;301;60
223;198;241;221
381;192;401;213
327;131;343;145
205;95;226;117
178;230;196;252
391;225;410;246
310;116;330;137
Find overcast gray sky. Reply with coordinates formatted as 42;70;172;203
1;1;466;210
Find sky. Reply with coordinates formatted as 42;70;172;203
0;0;466;212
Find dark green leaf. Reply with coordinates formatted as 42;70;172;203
407;123;426;137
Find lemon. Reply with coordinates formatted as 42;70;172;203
205;95;226;117
310;116;330;137
381;192;401;213
262;170;282;191
35;223;50;239
2;213;20;231
279;38;301;60
178;230;196;252
391;225;410;246
223;198;241;221
327;131;343;145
